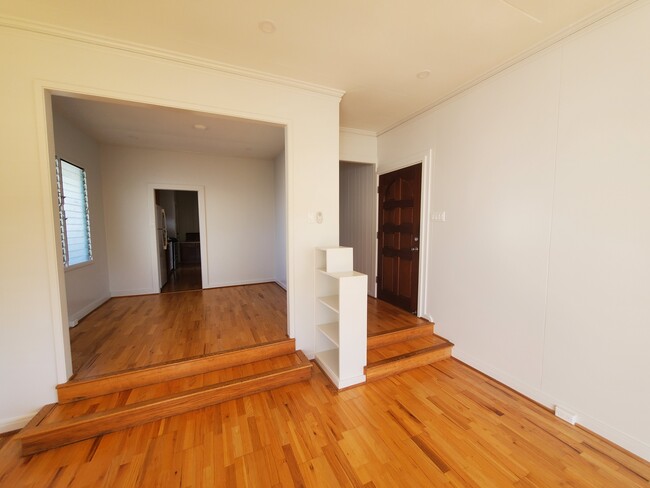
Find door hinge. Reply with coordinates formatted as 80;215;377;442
376;231;380;239
375;276;379;283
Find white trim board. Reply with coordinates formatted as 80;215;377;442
34;80;300;389
67;295;110;325
0;16;345;101
376;150;433;319
148;184;209;294
0;411;39;434
206;278;279;289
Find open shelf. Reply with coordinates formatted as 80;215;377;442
318;295;339;313
317;322;339;347
317;268;366;279
315;349;339;381
315;247;367;389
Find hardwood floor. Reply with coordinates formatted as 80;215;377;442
161;264;202;293
69;283;288;379
1;359;646;487
69;288;423;381
367;296;430;335
0;432;15;451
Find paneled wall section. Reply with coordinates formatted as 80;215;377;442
339;162;376;296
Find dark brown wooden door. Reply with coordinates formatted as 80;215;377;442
377;164;422;314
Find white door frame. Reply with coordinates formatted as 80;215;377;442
149;185;208;293
375;148;434;320
37;84;294;383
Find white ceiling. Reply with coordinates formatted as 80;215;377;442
52;96;286;160
1;0;637;133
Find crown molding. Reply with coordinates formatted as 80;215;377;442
0;15;345;100
377;0;643;136
340;127;377;137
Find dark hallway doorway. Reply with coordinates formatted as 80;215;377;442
155;189;202;293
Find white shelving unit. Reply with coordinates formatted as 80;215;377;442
315;247;367;389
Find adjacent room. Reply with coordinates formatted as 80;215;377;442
50;94;290;376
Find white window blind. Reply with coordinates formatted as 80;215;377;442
56;158;93;267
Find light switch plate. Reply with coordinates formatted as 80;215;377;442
308;211;323;224
431;211;446;222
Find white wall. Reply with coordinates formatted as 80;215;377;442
340;128;378;164
340;162;376;295
378;3;650;459
52;112;111;324
274;150;287;289
101;145;277;294
0;25;340;432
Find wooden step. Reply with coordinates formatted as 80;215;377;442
16;352;312;455
57;338;296;403
365;336;453;382
367;323;434;349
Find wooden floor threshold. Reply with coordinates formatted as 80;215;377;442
367;323;434;349
17;352;312;456
57;338;296;403
365;342;453;382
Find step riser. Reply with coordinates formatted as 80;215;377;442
57;339;296;403
365;346;451;382
19;361;311;455
367;324;434;350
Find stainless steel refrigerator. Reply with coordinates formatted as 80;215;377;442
155;204;168;290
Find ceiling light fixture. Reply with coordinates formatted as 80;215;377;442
259;20;276;34
193;124;208;130
416;70;431;80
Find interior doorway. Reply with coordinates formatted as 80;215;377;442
155;189;202;293
377;163;422;314
47;91;290;381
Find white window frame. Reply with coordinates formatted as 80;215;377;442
55;157;93;268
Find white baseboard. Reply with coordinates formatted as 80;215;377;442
571;406;650;461
206;278;277;289
68;294;110;326
451;347;556;408
338;374;367;389
452;347;649;461
421;314;434;323
110;288;158;297
0;411;38;433
275;280;287;290
112;280;279;296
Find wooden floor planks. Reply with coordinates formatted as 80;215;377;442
2;360;647;487
58;339;296;403
69;283;289;379
68;287;427;382
6;287;646;485
16;354;313;456
366;297;431;336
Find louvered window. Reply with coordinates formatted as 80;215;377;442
56;158;93;267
